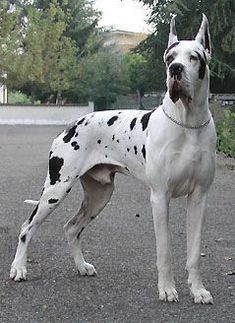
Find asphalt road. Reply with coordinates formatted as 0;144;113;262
0;125;234;323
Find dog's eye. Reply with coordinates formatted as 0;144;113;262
190;55;198;61
166;55;174;65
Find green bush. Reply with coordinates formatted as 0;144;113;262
8;91;31;104
216;110;235;158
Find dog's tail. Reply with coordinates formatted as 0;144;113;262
24;199;39;206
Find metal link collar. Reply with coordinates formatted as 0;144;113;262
162;106;210;130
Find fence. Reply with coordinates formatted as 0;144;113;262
0;102;94;125
210;93;235;106
111;93;164;110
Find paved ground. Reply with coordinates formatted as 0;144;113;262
0;125;234;323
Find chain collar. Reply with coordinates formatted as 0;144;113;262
162;106;210;130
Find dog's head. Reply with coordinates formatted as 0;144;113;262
164;14;212;104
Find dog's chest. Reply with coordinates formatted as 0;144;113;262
147;131;215;197
169;144;214;197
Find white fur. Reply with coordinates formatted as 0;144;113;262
10;15;216;304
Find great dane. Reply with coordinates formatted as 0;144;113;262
10;14;216;304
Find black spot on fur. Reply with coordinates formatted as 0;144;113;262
21;234;26;243
29;205;39;224
75;133;78;138
77;117;85;125
127;148;130;152
205;29;210;52
141;145;146;160
105;154;108;158
116;139;119;143
203;51;207;63
63;124;77;143
112;135;115;141
107;116;118;126
74;145;80;150
196;51;206;79
130;117;137;130
49;156;64;185
105;145;108;148
97;139;101;144
48;198;59;204
66;188;72;194
140;112;152;131
77;227;84;239
165;41;180;55
91;216;95;220
64;176;70;183
85;121;89;126
199;60;206;79
134;145;138;155
71;142;80;150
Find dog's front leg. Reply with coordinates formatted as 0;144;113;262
151;190;178;302
186;189;213;304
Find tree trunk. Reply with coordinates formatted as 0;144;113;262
56;91;62;105
30;87;35;104
136;89;144;109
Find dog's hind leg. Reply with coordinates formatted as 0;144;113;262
64;166;115;276
10;181;73;281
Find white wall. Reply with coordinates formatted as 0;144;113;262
0;85;8;104
0;102;94;125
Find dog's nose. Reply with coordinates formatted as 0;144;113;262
169;63;184;79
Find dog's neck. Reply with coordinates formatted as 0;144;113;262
163;75;210;128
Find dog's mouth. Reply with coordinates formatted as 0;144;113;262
169;80;181;103
168;78;192;104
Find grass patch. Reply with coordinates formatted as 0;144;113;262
211;103;235;158
8;91;31;104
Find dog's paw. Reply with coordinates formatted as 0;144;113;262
77;262;97;276
191;288;213;304
159;285;179;302
10;264;27;282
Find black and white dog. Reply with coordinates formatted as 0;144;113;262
11;14;216;304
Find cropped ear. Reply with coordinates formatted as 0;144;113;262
168;15;178;47
195;13;212;58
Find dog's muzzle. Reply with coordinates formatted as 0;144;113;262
169;63;184;80
168;63;191;103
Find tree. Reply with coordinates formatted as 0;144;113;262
33;0;102;56
125;53;153;108
74;50;130;109
16;1;79;102
137;0;235;92
0;2;23;88
0;0;102;103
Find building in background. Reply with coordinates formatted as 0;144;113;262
103;30;146;53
